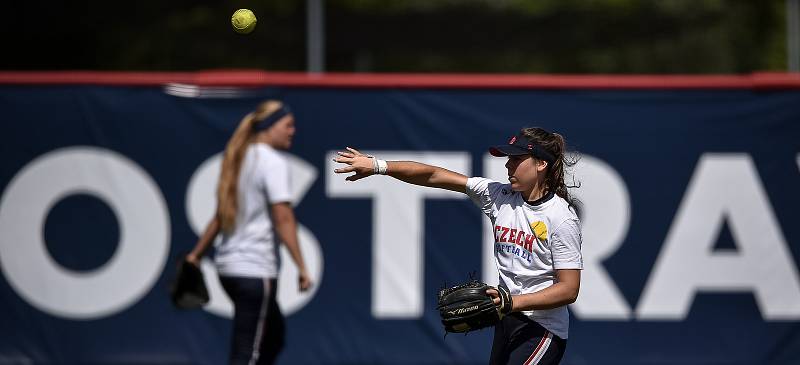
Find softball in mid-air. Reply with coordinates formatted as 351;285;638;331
231;9;257;34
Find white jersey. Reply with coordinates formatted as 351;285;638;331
214;143;292;278
466;177;583;339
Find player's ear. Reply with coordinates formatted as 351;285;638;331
536;159;548;172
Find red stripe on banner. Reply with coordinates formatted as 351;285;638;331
524;331;549;365
0;70;800;89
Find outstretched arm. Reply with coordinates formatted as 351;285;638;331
333;147;468;193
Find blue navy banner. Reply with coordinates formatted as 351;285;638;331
1;81;799;365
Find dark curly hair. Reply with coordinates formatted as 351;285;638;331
520;127;579;207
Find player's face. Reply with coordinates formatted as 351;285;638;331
505;154;544;192
268;115;296;150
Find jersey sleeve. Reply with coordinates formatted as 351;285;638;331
465;177;506;220
551;218;583;270
258;152;292;205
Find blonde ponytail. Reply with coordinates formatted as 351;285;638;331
217;100;286;233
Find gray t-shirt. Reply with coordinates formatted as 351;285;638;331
466;177;583;339
214;143;292;278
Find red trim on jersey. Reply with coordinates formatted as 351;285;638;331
1;71;800;89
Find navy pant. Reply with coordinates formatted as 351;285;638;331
490;313;567;365
219;277;285;365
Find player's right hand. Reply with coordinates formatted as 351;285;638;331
333;147;375;181
185;253;200;267
298;268;313;292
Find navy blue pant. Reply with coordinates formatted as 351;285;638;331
490;313;567;365
219;277;284;365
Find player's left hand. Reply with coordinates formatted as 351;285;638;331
333;147;375;181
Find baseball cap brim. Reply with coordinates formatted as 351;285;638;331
489;145;531;157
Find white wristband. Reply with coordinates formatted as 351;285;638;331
375;159;388;175
368;155;388;175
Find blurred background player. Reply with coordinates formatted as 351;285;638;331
333;127;582;365
187;100;313;365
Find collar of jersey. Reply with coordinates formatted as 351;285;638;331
524;190;555;207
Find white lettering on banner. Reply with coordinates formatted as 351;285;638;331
637;154;800;320
186;153;324;317
1;148;797;322
482;153;633;319
326;152;470;318
0;147;170;319
565;154;633;319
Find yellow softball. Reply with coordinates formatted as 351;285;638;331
231;9;257;34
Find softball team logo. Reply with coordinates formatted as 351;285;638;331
531;221;548;241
